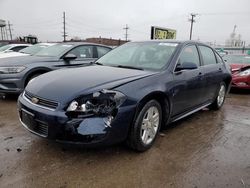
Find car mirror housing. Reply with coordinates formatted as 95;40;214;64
175;62;198;71
63;53;77;61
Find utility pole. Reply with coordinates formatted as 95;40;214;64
62;11;67;42
8;21;13;40
4;27;8;40
189;13;197;40
123;24;129;41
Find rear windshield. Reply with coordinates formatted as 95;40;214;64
20;44;52;55
0;44;12;52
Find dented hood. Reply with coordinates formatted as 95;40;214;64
25;65;156;104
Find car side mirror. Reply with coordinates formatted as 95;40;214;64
175;62;198;71
63;53;77;61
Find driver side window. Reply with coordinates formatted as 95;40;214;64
67;46;93;59
178;45;200;67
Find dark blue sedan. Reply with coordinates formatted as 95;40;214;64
18;40;232;151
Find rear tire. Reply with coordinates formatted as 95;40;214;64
127;100;162;152
209;82;226;110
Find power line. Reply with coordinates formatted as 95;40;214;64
123;24;129;41
189;13;197;40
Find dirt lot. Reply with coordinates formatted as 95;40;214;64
0;91;250;188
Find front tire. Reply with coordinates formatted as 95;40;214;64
25;73;43;87
127;100;162;152
209;82;226;110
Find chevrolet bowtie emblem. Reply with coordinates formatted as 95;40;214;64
31;97;39;104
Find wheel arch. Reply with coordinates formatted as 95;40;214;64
24;67;51;87
134;91;172;129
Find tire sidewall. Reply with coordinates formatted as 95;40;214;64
216;82;226;108
133;100;162;151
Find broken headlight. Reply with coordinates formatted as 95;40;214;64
66;89;126;118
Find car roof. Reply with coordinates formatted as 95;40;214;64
128;40;211;46
35;43;57;46
58;42;112;48
8;43;32;47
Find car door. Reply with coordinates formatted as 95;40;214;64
61;45;96;67
198;45;224;101
171;44;206;116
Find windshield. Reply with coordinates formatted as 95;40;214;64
223;55;250;64
20;44;52;55
35;44;73;57
97;42;178;71
0;44;12;52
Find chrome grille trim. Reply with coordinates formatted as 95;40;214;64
23;91;59;111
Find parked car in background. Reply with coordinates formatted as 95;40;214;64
223;54;250;89
18;40;232;151
0;43;56;59
0;43;32;53
0;42;112;94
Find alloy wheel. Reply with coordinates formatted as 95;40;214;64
217;84;226;107
140;106;160;145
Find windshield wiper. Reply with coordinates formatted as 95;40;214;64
116;65;144;70
90;61;103;65
95;62;103;65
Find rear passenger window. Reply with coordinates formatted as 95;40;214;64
97;46;111;58
178;45;200;66
199;46;217;65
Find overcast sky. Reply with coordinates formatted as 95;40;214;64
0;0;250;45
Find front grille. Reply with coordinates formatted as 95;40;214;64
24;91;58;110
35;120;49;136
20;110;49;137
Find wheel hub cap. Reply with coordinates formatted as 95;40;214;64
140;106;160;145
217;85;226;107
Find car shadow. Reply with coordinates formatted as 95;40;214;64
230;88;250;95
0;93;19;101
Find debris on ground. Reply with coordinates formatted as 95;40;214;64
4;136;13;141
16;148;22;152
160;133;166;137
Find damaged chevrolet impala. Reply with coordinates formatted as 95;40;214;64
18;40;231;151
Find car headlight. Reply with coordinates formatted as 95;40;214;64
0;66;26;74
238;69;250;76
66;89;126;118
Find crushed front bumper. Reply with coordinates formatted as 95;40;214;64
17;94;136;147
231;75;250;89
